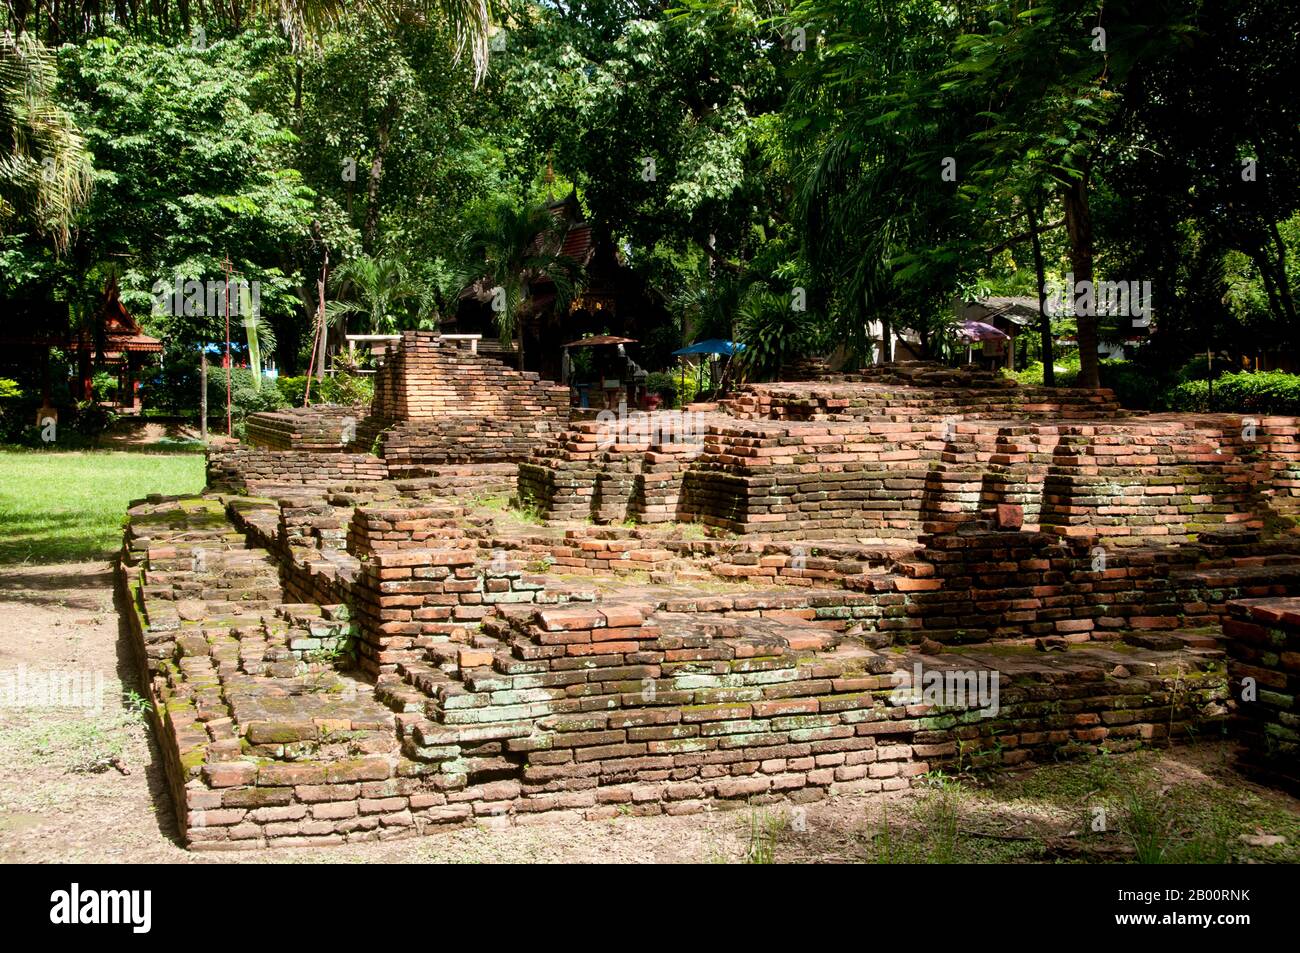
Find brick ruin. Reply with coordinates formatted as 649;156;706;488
116;337;1300;848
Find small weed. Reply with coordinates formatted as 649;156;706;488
745;807;785;863
1120;784;1234;864
509;502;548;526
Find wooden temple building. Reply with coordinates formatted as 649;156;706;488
0;277;163;412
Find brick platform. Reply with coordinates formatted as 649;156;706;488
245;406;364;452
241;333;569;482
122;361;1300;847
118;493;1228;849
524;411;1300;542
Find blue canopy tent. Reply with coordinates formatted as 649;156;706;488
671;339;745;401
671;339;745;357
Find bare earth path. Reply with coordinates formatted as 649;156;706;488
3;560;1298;864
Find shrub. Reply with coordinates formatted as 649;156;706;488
71;400;117;440
275;373;373;408
1173;354;1222;383
0;377;24;442
1008;357;1168;409
645;371;678;403
322;373;374;406
1007;351;1083;388
1097;360;1166;410
1164;370;1300;414
140;353;200;415
208;368;288;433
91;370;117;403
275;375;308;406
673;369;701;406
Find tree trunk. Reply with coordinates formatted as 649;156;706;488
1062;175;1100;388
517;302;527;373
1268;220;1297;323
316;254;329;381
1252;247;1286;325
363;104;394;253
199;348;208;441
1027;197;1055;387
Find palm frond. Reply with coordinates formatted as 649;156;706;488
0;31;93;253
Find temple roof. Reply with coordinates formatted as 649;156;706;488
68;278;163;354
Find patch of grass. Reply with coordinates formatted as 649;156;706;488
983;747;1300;863
511;502;548;526
661;521;709;540
0;698;148;774
863;779;1045;863
994;747;1150;806
1120;784;1235;864
0;449;204;564
744;808;785;863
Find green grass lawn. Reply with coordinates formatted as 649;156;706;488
0;449;205;564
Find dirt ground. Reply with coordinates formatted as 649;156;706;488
100;421;202;449
2;559;1297;865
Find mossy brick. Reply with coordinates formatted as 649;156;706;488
325;758;392;783
201;761;257;788
294;783;359;802
681;703;752;723
246;721;320;744
257;762;328;786
699;719;764;737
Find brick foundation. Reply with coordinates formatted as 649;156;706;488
120;362;1300;848
1225;596;1300;795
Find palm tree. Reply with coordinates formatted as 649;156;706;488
672;269;754;345
272;0;492;83
465;201;582;372
326;253;431;336
0;31;93;253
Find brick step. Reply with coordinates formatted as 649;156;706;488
167;598;281;616
1122;628;1224;653
139;556;276;579
397;660;454;697
1173;563;1300;589
399;718;460;764
374;673;427;714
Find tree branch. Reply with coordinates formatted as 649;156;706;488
985;218;1064;257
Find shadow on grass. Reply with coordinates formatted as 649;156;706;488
0;510;125;565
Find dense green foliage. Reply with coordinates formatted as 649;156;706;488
0;1;1296;424
275;372;375;407
1166;371;1300;415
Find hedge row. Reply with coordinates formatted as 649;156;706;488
1164;371;1300;415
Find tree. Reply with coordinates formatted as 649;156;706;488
465;199;581;371
0;31;92;252
785;0;982;363
51;32;316;372
507;4;794;274
1095;0;1300;364
3;0;492;85
939;2;1195;387
325;253;433;335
